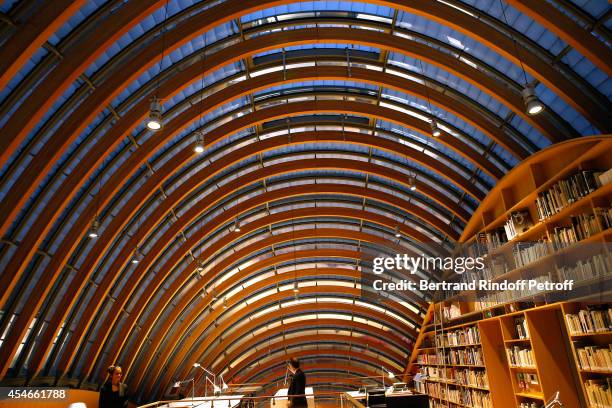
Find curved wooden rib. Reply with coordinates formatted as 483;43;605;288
1;0;598;181
0;0;161;167
126;260;419;391
149;297;415;399
233;349;402;388
221;334;406;381
0;0;87;90
0;23;537;240
506;0;612;77
79;211;427;383
17;144;450;381
223;338;404;383
0;111;473;334
127;266;415;389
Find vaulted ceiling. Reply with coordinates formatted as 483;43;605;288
0;0;610;403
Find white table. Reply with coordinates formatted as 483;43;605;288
273;387;315;407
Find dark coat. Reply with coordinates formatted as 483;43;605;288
288;368;307;408
99;381;129;408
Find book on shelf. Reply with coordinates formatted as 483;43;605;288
551;213;600;250
565;306;612;335
598;168;612;186
594;207;612;230
515;372;540;394
575;344;612;372
584;378;612;408
504;211;534;240
512;240;550;268
534;170;604;221
514;317;530;339
449;348;484;366
506;346;535;367
435;327;481;347
557;253;612;283
442;303;462;320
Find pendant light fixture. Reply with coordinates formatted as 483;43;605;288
146;0;170;130
233;218;241;232
194;36;208;154
498;0;544;115
88;218;100;238
418;59;442;138
146;97;163;130
131;247;143;264
394;224;402;238
430;120;441;137
89;169;103;238
194;130;204;154
408;175;417;191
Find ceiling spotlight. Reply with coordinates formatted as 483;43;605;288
193;362;201;368
195;259;205;272
223;297;228;309
146;97;163;130
194;131;205;154
430;119;441;137
233;218;241;232
293;282;300;293
522;84;544;115
88;218;100;238
394;224;401;238
408;175;417;191
131;247;143;264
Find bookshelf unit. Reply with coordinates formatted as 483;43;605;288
406;136;612;408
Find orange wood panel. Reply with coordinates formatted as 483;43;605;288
479;319;515;408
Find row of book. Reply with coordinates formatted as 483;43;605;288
435;327;481;347
447;388;492;408
513;317;530;339
534;170;604;221
417;349;484;366
448;348;484;366
417;353;443;365
558;253;612;283
454;368;489;389
513;240;550;268
506;346;535;367
420;366;488;389
550;213;600;250
575;344;612;372
585;378;612;408
515;372;540;394
565;307;612;335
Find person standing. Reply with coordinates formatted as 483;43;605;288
99;365;129;408
287;358;307;408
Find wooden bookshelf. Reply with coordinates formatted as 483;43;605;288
406;136;612;408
